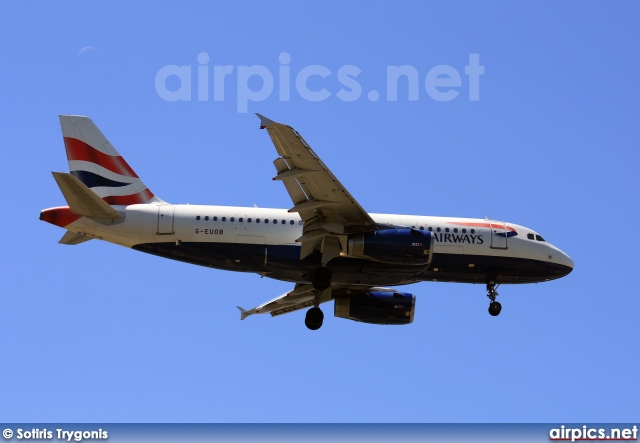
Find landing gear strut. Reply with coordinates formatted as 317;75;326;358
310;267;331;290
486;279;502;316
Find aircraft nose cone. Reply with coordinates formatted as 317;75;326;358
555;249;574;277
564;253;574;270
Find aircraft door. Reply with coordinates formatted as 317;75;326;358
490;221;508;250
157;205;175;235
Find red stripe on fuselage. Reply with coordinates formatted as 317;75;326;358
64;137;138;178
449;221;516;232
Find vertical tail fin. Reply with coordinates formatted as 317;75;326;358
59;115;163;205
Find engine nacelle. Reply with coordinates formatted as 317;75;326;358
347;228;433;265
334;289;416;325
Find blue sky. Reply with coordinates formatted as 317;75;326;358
1;2;638;423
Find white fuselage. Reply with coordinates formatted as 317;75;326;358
60;203;573;286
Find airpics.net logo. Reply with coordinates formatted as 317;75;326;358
154;52;484;113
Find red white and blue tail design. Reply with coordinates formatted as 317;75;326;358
59;115;163;206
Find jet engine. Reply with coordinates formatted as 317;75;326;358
347;228;433;265
334;289;415;325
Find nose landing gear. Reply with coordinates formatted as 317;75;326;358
486;279;502;316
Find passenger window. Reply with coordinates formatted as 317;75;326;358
527;233;535;240
196;216;200;220
419;226;424;230
437;227;441;232
222;217;226;222
453;228;458;233
298;221;303;225
471;229;475;234
256;218;260;223
205;216;209;221
462;229;467;233
239;218;243;222
265;219;269;224
230;217;235;222
290;220;294;225
248;218;252;223
445;228;450;233
281;220;286;224
428;227;433;232
273;219;277;224
213;216;218;221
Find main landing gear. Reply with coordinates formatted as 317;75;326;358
304;267;332;330
487;279;502;317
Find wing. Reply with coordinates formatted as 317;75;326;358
237;284;332;319
237;284;393;320
257;114;376;261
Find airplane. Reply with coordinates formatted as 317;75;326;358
40;114;574;330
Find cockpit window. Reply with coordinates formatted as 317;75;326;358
527;233;534;240
536;235;545;242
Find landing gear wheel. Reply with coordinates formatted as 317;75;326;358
311;267;331;290
488;301;502;316
305;307;324;330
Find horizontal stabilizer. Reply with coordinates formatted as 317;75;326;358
52;172;124;219
59;230;93;245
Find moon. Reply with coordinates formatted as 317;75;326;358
78;46;97;57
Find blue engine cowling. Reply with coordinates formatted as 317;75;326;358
347;228;433;265
334;290;416;325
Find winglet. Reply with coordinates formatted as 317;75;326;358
256;113;277;129
237;306;252;320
